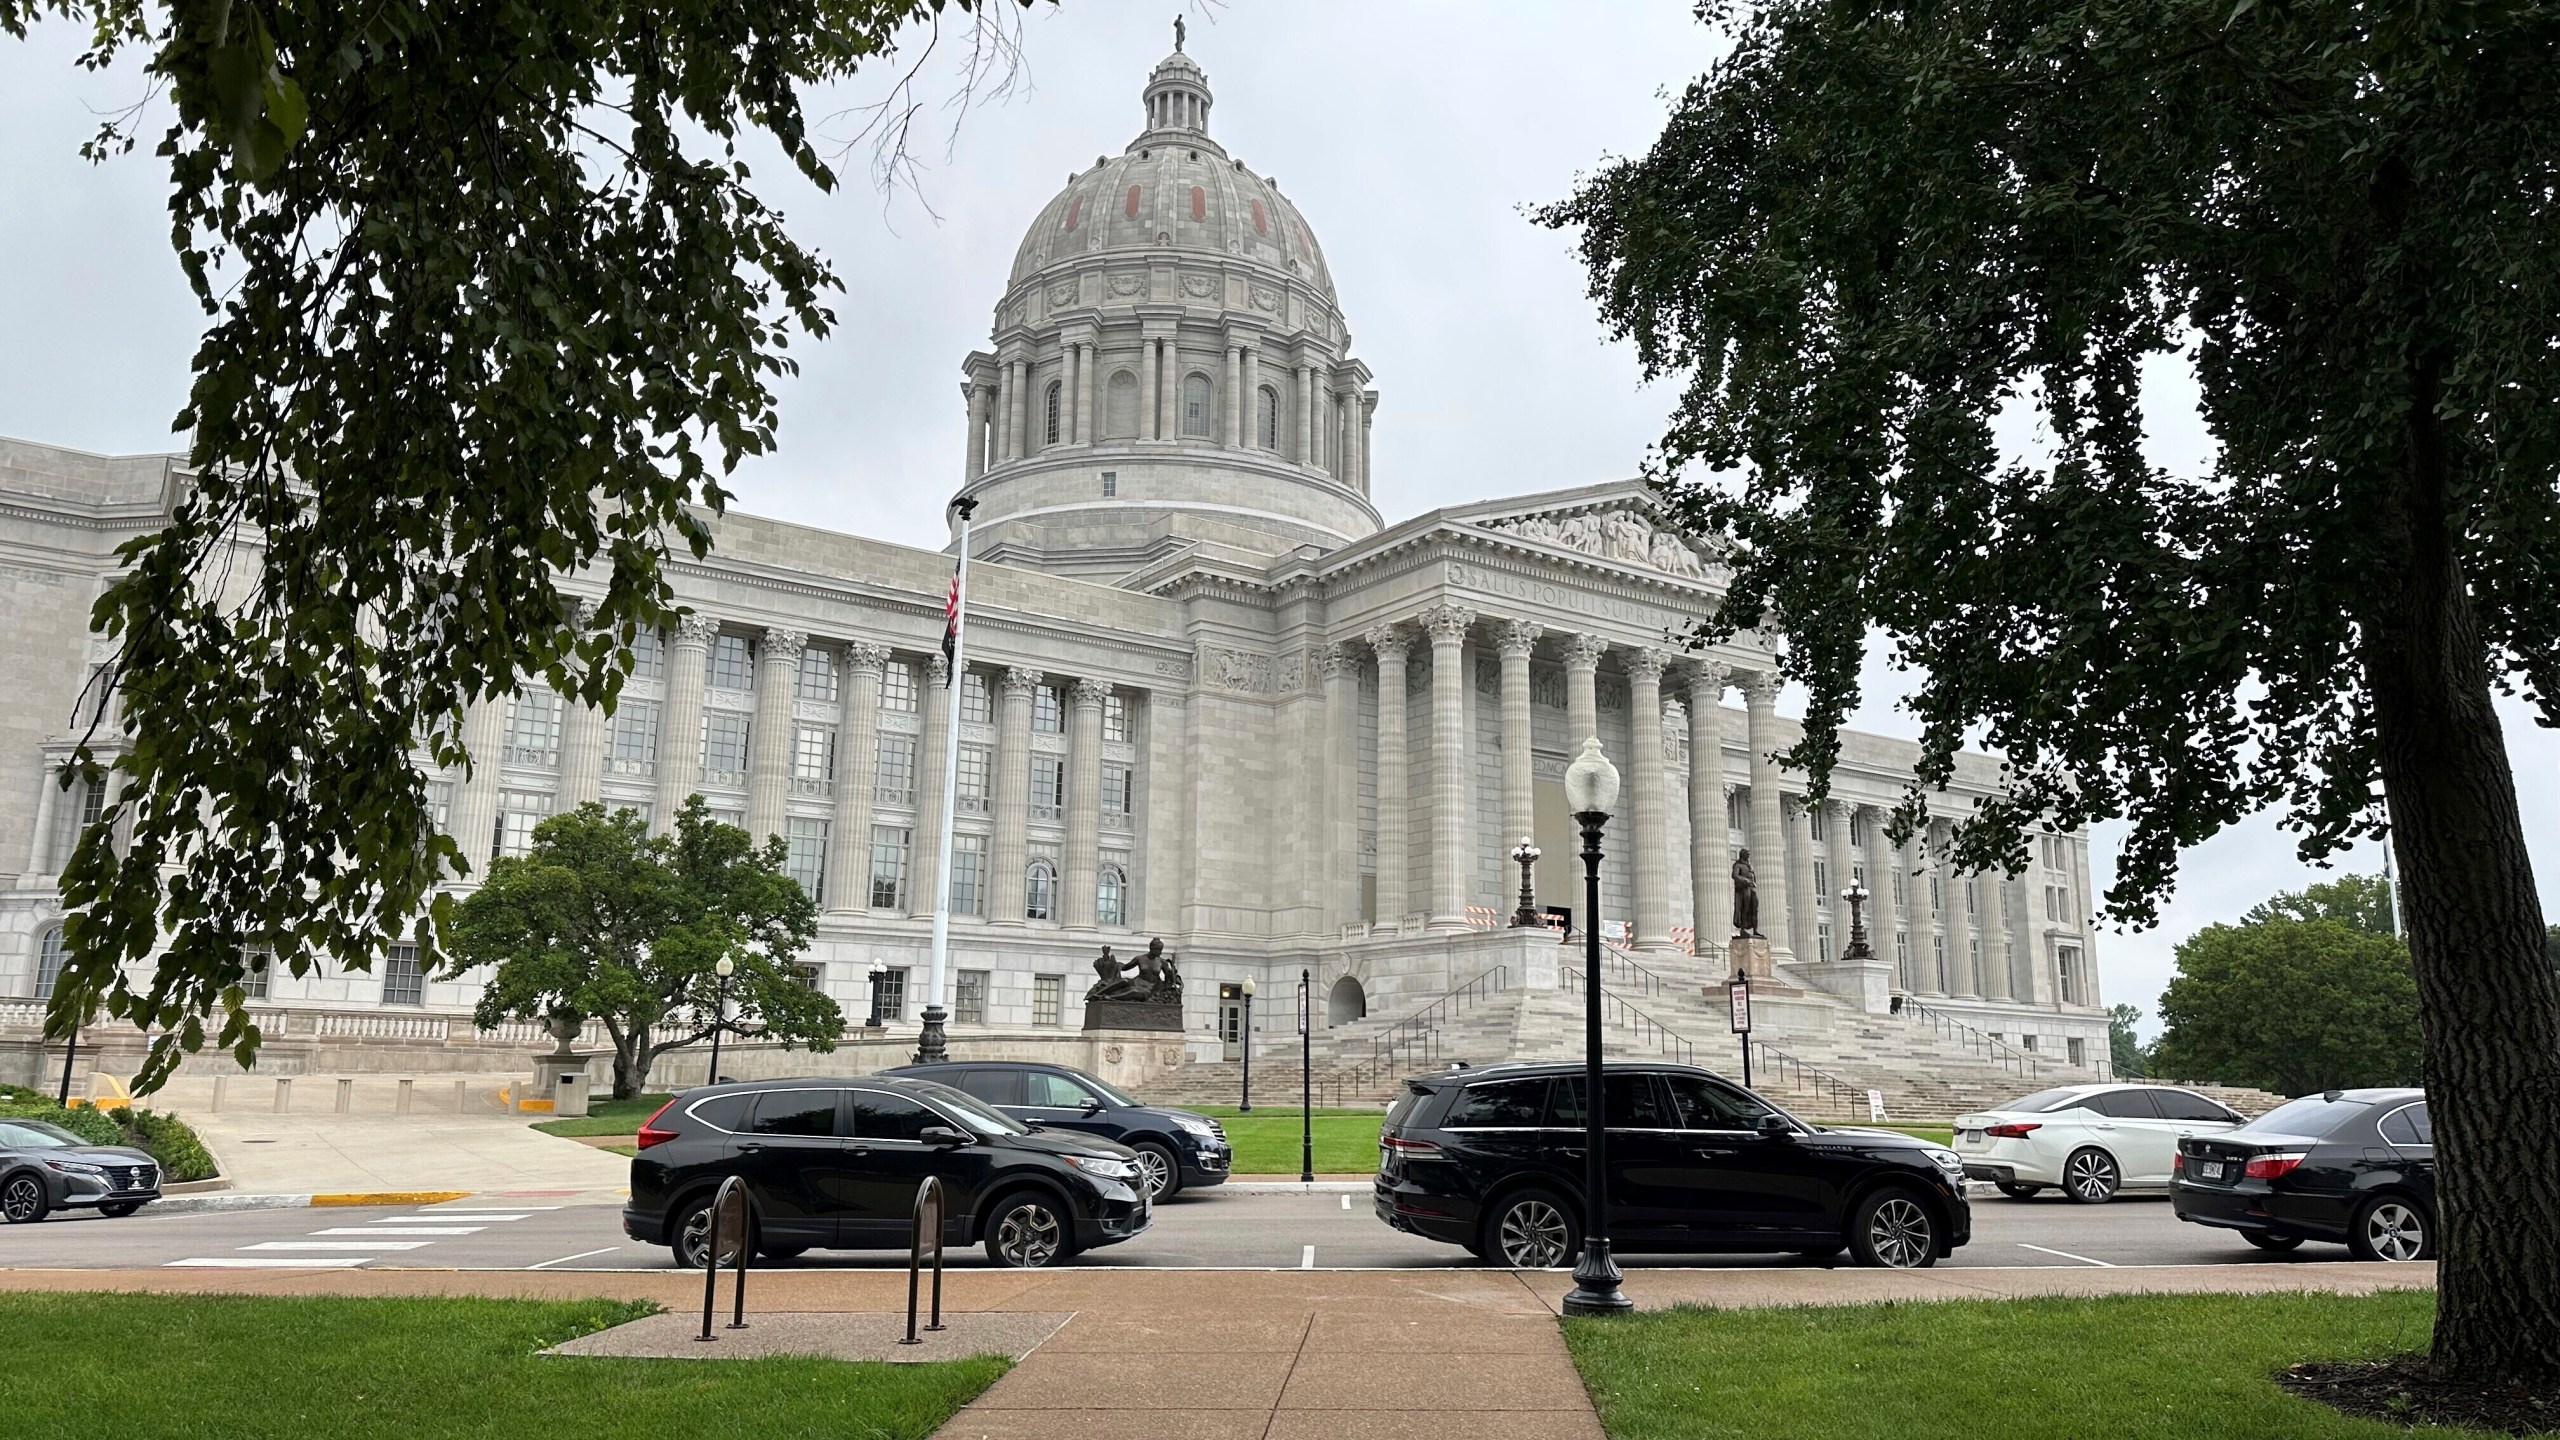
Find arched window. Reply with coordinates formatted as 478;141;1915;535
1181;374;1213;437
1025;859;1056;922
1044;381;1062;446
1328;974;1368;1026
34;925;66;1001
1097;865;1128;927
1257;386;1281;450
1105;371;1139;438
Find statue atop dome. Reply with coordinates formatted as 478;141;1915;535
1173;14;1185;51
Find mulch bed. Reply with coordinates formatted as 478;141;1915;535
2280;1356;2560;1436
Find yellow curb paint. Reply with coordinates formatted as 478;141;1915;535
310;1191;473;1207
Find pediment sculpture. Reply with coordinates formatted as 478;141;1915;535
1478;507;1711;580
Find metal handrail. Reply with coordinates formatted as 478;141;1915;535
1589;935;1679;997
901;1175;947;1345
696;1175;751;1342
1748;1039;1870;1118
1561;969;1697;1065
1896;995;2049;1079
1302;963;1512;1107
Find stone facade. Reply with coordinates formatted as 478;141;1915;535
0;45;2114;1093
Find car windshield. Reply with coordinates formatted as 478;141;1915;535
913;1082;1030;1137
2249;1094;2374;1137
2003;1088;2092;1113
0;1120;83;1148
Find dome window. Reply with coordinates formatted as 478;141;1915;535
1181;375;1214;438
1064;195;1082;231
1044;381;1062;446
1250;198;1268;235
1190;186;1206;222
1257;386;1281;451
1124;184;1142;218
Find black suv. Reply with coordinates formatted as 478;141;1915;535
2174;1088;2436;1260
1375;1062;1972;1268
884;1060;1231;1198
622;1076;1151;1269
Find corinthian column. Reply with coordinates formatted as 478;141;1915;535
556;605;607;813
453;699;508;875
1627;648;1670;951
1860;803;1899;986
1223;343;1242;447
828;643;888;911
1784;795;1817;965
1418;604;1475;930
1367;626;1411;924
1562;633;1606;747
1496;621;1540;857
1984;867;2017;1001
1686;662;1732;948
1064;677;1107;929
746;628;806;843
1942;821;1978;998
1740;669;1792;964
963;383;987;482
653;615;716;835
909;657;951;918
1140;336;1162;443
989;667;1041;925
1318;646;1362;927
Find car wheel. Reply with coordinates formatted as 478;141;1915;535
0;1172;47;1225
985;1191;1074;1268
1995;1182;2043;1200
2242;1231;2304;1253
2347;1196;2434;1262
2062;1148;2121;1204
1847;1187;1939;1268
671;1194;752;1271
1131;1141;1181;1201
1481;1190;1580;1269
99;1202;143;1219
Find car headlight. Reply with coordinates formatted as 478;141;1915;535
1924;1149;1965;1174
1067;1154;1140;1181
45;1159;104;1175
1173;1115;1221;1139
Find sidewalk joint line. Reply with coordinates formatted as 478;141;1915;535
2017;1243;2116;1268
526;1247;621;1271
1260;1311;1314;1440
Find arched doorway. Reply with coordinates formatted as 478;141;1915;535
1327;974;1367;1026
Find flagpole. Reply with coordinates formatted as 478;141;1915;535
918;496;977;1064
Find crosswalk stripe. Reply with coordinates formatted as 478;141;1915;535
241;1241;431;1252
168;1258;367;1269
370;1214;529;1223
422;1205;564;1212
313;1226;483;1236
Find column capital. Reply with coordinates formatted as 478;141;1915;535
925;654;951;687
1624;647;1667;684
1363;624;1411;662
1562;632;1609;670
573;596;601;626
1314;643;1357;681
1737;667;1782;707
1001;666;1044;699
1686;659;1733;700
1416;603;1475;647
843;640;891;673
759;627;809;663
1070;675;1111;708
1495;619;1542;659
674;613;720;648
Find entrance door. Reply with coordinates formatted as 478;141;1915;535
1218;984;1245;1060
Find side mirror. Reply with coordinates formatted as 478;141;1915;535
1756;1112;1795;1140
1080;1098;1104;1115
919;1125;970;1148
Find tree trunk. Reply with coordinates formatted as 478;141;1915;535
2363;360;2560;1383
611;1025;646;1101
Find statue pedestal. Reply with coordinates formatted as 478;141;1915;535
1729;937;1775;979
1082;1000;1183;1033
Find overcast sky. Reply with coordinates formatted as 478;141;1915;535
4;2;2554;1037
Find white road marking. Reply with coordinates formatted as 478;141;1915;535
2018;1243;2116;1268
1301;1245;1316;1269
527;1246;620;1271
422;1206;564;1213
167;1257;368;1269
373;1214;529;1223
242;1241;431;1252
314;1226;484;1236
1339;1194;1351;1210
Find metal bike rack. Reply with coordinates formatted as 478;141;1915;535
696;1175;752;1342
900;1174;947;1345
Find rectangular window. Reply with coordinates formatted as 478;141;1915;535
2058;944;2085;1004
881;661;920;713
955;969;989;1025
875;735;917;806
428;780;455;835
1100;471;1118;498
706;634;753;691
1816;924;1832;962
960;671;993;724
791;724;835;783
1966;878;1979;915
701;711;751;777
381;944;425;1006
784;818;828;904
1891;871;1906;908
243;947;272;1000
1102;693;1131;742
1932;934;1947;989
1032;685;1064;734
1894;932;1909;965
794;964;823;992
605;700;660;775
1812;859;1830;906
950;834;988;915
2067;1036;2087;1067
494;791;553;858
1929;874;1942;910
868;826;911;909
956;745;992;813
630;629;665;682
1033;974;1064;1027
1807;807;1825;843
503;690;563;767
1101;762;1134;821
795;647;837;704
876;966;909;1022
1030;756;1065;821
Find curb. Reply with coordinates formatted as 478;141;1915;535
313;1191;473;1207
1218;1181;1372;1194
147;1190;472;1216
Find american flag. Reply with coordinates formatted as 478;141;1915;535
940;565;962;666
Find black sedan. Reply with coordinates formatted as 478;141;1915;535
883;1060;1230;1198
0;1117;161;1223
1375;1061;1972;1268
622;1076;1151;1268
2173;1088;2434;1261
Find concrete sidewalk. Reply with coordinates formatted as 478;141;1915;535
184;1109;628;1201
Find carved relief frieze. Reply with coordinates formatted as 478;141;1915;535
1109;273;1147;298
1477;506;1714;580
1181;273;1218;299
1046;281;1078;307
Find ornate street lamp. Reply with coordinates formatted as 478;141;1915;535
865;960;887;1029
1239;976;1257;1113
1508;836;1543;927
1560;738;1632;1317
1839;881;1875;961
705;955;736;1086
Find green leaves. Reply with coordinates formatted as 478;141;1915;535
202;3;307;179
2151;915;2423;1094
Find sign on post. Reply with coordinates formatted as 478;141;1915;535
1727;977;1752;1034
1867;1089;1886;1123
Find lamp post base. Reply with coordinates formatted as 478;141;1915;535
1560;1239;1633;1317
913;1005;949;1065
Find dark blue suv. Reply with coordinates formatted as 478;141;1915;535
884;1061;1230;1198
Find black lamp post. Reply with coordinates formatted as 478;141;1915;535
705;955;735;1085
1560;738;1632;1317
1238;977;1256;1112
1509;837;1543;927
864;961;886;1029
1298;968;1315;1183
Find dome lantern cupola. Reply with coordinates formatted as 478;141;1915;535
1142;23;1212;137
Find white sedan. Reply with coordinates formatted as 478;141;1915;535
1953;1084;2248;1203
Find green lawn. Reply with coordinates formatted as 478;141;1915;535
1192;1105;1382;1174
0;1293;1005;1440
1866;1123;1954;1145
1565;1291;2472;1440
532;1093;673;1138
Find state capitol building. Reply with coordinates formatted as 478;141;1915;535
0;44;2114;1107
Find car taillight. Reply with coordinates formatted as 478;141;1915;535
2243;1152;2307;1180
1381;1135;1441;1157
635;1099;680;1151
2172;1151;2185;1173
1985;1122;2041;1139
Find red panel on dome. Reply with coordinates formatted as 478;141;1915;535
1251;199;1268;235
1064;195;1082;231
1124;184;1142;218
1190;186;1205;221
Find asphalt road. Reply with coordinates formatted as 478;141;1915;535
0;1187;2390;1274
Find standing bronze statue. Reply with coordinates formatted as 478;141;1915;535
1731;849;1764;938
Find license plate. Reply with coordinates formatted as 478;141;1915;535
2198;1161;2224;1180
1957;1129;1983;1143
